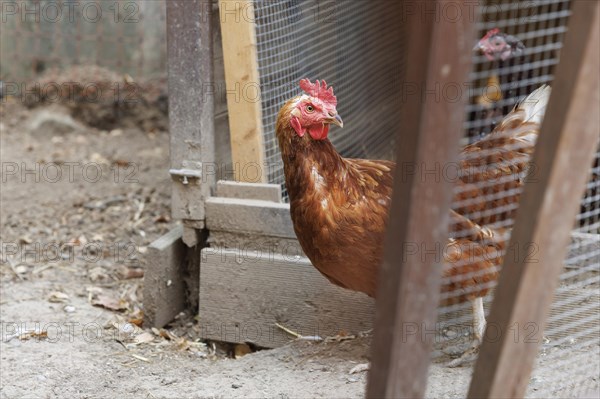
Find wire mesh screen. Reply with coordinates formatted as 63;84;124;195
254;0;406;198
0;0;167;82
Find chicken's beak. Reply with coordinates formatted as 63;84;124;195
326;113;344;128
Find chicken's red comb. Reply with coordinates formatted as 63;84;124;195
299;79;337;107
481;28;501;40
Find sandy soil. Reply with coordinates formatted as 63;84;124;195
1;100;598;399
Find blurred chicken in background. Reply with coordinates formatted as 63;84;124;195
474;29;525;109
471;29;527;142
474;28;525;62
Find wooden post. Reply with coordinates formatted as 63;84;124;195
468;2;600;398
219;0;267;183
366;2;479;398
167;0;215;225
144;1;213;328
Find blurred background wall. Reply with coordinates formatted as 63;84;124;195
0;0;167;81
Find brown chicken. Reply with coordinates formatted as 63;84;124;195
276;79;550;364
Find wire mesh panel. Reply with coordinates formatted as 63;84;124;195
254;0;406;197
0;0;167;82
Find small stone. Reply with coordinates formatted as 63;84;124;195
444;329;458;339
15;265;29;274
349;363;370;374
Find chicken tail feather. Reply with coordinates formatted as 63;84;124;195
515;84;552;126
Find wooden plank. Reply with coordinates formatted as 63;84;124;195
167;0;215;222
199;248;374;347
157;1;212;328
143;225;186;328
216;180;281;202
468;2;600;398
205;197;295;239
143;225;205;327
219;0;267;183
366;1;479;397
213;5;234;182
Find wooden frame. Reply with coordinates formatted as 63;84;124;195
219;0;267;183
366;1;479;397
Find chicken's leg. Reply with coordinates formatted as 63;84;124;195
472;296;486;344
448;297;486;367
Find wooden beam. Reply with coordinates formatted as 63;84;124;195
167;0;215;223
468;2;600;398
216;180;281;202
205;197;295;239
219;0;267;183
366;2;479;398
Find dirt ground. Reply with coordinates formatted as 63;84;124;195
0;100;377;398
1;100;598;399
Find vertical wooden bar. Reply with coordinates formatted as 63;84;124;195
144;0;213;328
167;0;215;223
366;1;479;398
468;2;600;398
219;0;267;183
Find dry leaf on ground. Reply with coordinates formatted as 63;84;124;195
92;294;128;311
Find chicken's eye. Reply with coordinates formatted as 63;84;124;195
306;105;315;113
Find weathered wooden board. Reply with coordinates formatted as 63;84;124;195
143;225;186;328
199;248;375;348
219;0;266;183
216;181;281;202
167;0;215;223
205;197;295;239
